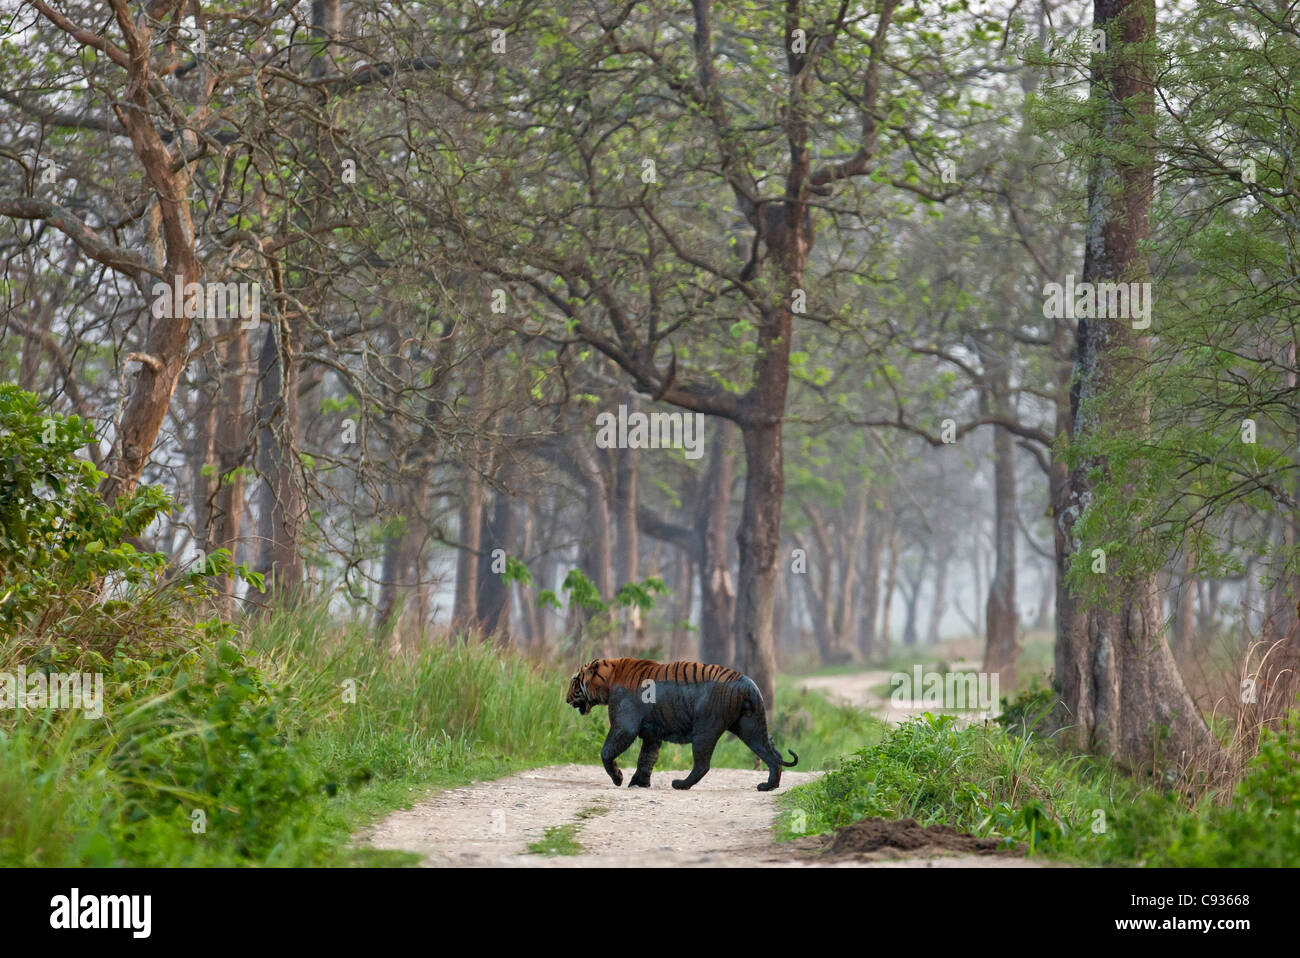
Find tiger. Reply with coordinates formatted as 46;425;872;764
565;658;798;791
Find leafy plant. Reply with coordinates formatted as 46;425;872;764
0;386;171;635
0;386;259;650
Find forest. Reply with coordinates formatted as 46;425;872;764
0;0;1297;874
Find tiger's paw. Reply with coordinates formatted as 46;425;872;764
628;775;651;788
671;779;692;790
756;782;776;792
608;769;623;786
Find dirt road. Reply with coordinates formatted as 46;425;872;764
362;763;1040;868
796;669;930;723
364;764;818;867
795;669;995;725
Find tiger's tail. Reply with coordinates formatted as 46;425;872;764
740;677;799;769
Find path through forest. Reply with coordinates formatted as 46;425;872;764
362;761;1041;868
796;669;938;723
795;669;997;725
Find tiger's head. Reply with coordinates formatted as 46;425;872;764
566;659;611;715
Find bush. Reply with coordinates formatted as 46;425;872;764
1110;717;1300;866
0;384;263;654
1;385;170;641
0;638;320;866
777;712;1138;858
778;707;1300;866
110;642;317;861
0;388;311;865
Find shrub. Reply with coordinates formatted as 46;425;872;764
1110;717;1300;866
779;706;1300;866
0;384;260;654
777;712;1137;857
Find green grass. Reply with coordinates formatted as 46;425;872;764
7;596;1291;868
0;601;609;866
776;711;1135;858
526;802;612;856
526;823;585;856
0;600;886;866
1015;630;1056;680
786;659;875;678
777;707;1300;866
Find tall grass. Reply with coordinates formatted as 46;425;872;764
0;604;596;865
1;601;884;865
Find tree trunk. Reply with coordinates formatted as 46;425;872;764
730;190;811;717
983;391;1020;688
255;319;305;603
775;554;794;658
800;506;838;664
670;548;695;660
697;418;736;665
190;361;218;562
1275;342;1300;656
251;0;339;608
795;534;834;663
477;484;515;637
211;332;249;614
927;546;949;645
99;32;200;505
1053;0;1227;775
1032;565;1053;632
574;440;615;647
515;500;538;648
377;479;427;635
859;503;883;658
733;419;783;715
880;526;899;660
614;414;642;650
833;483;870;659
902;549;928;648
453;462;485;633
536;531;560;650
1172;549;1197;660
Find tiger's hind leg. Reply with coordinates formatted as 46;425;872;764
732;712;785;791
628;737;661;788
672;724;724;790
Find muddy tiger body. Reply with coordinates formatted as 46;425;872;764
565;658;798;791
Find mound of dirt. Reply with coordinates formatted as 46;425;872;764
806;817;1015;862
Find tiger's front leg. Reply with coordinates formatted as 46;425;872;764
600;726;637;787
628;737;662;788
